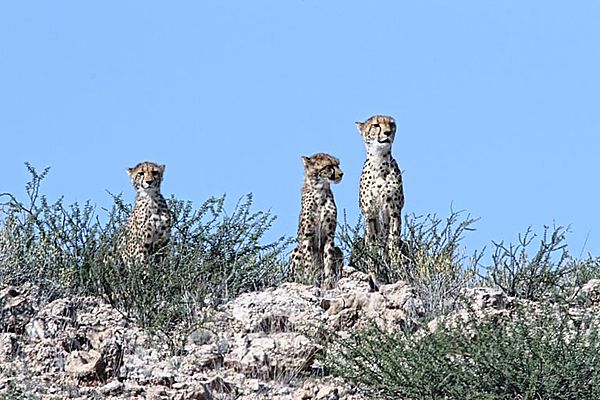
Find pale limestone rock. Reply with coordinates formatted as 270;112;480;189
581;279;600;305
65;349;104;378
100;380;124;395
461;287;508;311
0;333;16;362
315;384;339;399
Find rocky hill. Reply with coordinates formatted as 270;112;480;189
0;266;425;400
4;263;600;400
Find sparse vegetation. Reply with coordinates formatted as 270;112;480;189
0;164;291;349
339;210;481;319
481;225;600;302
326;301;600;400
3;164;600;399
329;222;600;399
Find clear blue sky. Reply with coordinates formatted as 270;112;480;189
1;1;599;261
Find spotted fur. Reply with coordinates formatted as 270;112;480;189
290;153;344;289
119;161;171;266
357;115;405;247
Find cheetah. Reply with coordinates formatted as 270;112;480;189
118;161;171;266
290;153;344;289
356;115;405;248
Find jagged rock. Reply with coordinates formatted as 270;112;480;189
315;384;339;399
323;279;422;331
100;380;124;395
461;287;508;312
227;332;317;378
427;287;511;333
65;349;104;379
334;267;373;293
0;284;37;334
180;344;224;374
187;328;218;346
201;375;236;394
225;282;324;335
2;269;424;399
0;333;17;362
581;279;600;305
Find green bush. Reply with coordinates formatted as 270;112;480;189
480;226;600;302
0;164;115;296
338;210;480;319
326;303;600;400
0;164;290;350
99;194;291;349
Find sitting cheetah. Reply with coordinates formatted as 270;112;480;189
290;153;344;289
356;115;405;248
119;161;171;266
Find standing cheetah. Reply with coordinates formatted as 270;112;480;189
119;161;171;266
357;115;405;248
290;153;344;289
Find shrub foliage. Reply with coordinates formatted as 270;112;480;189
4;163;600;395
338;210;481;319
326;303;600;400
0;164;290;348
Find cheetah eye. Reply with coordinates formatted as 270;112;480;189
137;171;144;177
151;170;160;176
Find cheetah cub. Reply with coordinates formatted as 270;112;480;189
119;161;171;266
357;115;405;248
290;153;344;289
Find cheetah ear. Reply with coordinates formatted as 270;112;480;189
126;167;135;177
355;121;365;132
159;164;166;173
301;156;311;166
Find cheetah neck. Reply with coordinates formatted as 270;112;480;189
136;188;165;204
303;177;331;195
366;146;393;162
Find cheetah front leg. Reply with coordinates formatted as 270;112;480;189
296;231;317;281
385;209;406;268
323;236;342;289
387;209;402;246
289;247;302;281
363;202;382;247
364;217;379;247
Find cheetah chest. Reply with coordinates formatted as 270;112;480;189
309;194;336;247
145;210;170;243
134;200;170;245
360;164;403;212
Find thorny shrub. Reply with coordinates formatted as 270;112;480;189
0;164;290;350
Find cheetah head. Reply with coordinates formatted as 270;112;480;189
301;153;343;184
127;161;165;192
355;115;396;151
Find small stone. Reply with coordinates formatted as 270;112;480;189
172;381;188;390
99;380;124;395
146;386;168;400
316;384;338;399
65;350;104;379
0;333;17;361
297;388;314;399
152;369;175;386
187;328;216;345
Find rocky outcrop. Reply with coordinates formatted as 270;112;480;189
4;269;599;399
0;267;421;399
